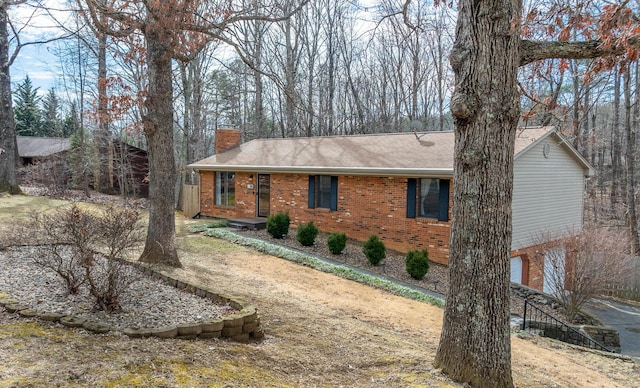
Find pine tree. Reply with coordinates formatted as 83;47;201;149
61;103;80;138
13;75;42;136
41;88;63;137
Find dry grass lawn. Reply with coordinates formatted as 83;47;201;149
0;194;639;387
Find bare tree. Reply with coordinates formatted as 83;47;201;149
82;0;308;266
0;0;19;194
532;227;633;321
433;0;640;385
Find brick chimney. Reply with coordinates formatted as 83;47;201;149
215;129;241;154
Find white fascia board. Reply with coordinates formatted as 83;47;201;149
188;165;453;178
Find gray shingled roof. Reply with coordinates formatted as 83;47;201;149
17;136;71;158
189;126;576;177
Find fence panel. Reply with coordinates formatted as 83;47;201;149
182;184;200;218
602;257;640;301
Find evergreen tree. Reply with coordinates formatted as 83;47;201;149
13;75;42;136
61;103;79;138
41;88;63;137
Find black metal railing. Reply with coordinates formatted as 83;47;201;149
521;299;615;353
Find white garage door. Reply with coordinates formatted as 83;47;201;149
543;247;565;295
510;256;523;284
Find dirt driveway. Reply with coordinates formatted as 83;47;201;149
0;195;639;386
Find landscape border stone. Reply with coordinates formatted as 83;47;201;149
0;256;263;343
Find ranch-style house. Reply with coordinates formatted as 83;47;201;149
189;127;593;291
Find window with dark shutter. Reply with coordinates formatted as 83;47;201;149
411;178;450;221
406;178;417;218
438;179;450;221
308;175;338;210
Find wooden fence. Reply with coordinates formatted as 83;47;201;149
602;257;640;301
182;184;200;218
602;283;640;301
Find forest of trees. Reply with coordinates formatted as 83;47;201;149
1;0;640;386
4;1;636;232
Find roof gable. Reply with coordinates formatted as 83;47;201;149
514;128;594;176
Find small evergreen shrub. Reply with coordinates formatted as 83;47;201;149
363;235;386;265
296;221;319;246
406;249;430;280
266;211;290;239
327;232;347;254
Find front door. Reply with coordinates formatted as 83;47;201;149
257;174;270;217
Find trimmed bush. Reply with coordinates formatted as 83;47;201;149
266;211;290;239
296;221;319;247
406;249;429;280
327;232;347;254
363;235;386;265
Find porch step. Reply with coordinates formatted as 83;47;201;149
228;218;267;231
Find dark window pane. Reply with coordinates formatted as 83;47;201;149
419;178;439;218
316;176;332;209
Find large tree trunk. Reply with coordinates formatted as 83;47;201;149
0;3;20;194
139;27;181;267
433;0;520;386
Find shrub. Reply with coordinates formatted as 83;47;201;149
267;211;290;239
31;204;99;294
29;204;144;312
327;232;347;254
405;249;430;280
296;221;318;247
363;235;386;265
86;206;145;311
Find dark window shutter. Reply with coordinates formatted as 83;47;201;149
330;176;338;211
406;178;417;218
308;175;315;209
438;179;450;221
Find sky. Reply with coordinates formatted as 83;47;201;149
7;0;381;95
8;0;70;93
11;45;60;92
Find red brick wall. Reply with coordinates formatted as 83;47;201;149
511;244;546;290
215;129;241;154
200;172;452;264
199;171;257;219
199;169;553;290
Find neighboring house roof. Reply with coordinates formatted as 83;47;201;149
17;136;71;158
189;126;593;177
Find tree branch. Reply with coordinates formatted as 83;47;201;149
519;39;632;66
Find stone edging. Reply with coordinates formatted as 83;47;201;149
0;259;264;343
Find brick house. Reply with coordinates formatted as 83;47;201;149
189;127;593;290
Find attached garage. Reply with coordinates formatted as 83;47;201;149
510;256;523;284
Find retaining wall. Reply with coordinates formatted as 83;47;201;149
0;259;263;343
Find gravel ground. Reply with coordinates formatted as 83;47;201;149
0;246;236;330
